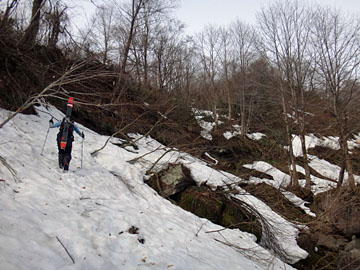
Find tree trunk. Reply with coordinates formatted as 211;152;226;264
143;21;149;86
341;138;355;188
0;0;19;31
300;133;312;189
345;158;355;188
19;0;44;47
281;91;298;186
289;136;299;187
120;0;142;75
113;0;142;102
227;90;232;122
240;110;246;137
240;84;247;137
48;7;66;49
337;161;345;188
223;57;231;122
212;102;218;130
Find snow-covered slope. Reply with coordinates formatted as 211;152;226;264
0;104;306;270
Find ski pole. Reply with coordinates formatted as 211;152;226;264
40;126;51;156
80;134;84;168
41;117;53;156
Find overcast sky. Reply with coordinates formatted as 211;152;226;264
66;0;360;35
176;0;360;35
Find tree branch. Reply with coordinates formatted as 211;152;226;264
56;236;75;264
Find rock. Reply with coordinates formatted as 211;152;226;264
349;249;360;259
146;164;195;197
345;238;360;251
177;186;263;241
317;235;347;251
332;188;360;238
316;187;360;238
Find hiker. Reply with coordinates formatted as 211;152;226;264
49;117;84;171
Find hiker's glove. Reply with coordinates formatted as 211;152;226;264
49;119;54;127
81;132;85;139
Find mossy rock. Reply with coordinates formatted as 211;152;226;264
177;186;263;240
147;164;195;197
178;186;224;224
222;203;262;241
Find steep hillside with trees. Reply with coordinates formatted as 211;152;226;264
1;0;360;269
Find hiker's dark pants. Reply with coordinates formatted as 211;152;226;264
57;134;73;168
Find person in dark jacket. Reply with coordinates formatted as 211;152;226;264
49;117;84;171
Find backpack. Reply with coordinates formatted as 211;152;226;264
57;118;74;142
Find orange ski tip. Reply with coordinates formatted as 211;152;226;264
67;97;74;107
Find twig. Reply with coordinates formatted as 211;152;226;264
34;108;60;121
0;155;20;183
205;228;228;234
0;60;93;129
91;105;176;156
120;105;177;149
127;144;163;164
56;236;75;264
195;220;208;237
146;148;174;175
91;110;148;156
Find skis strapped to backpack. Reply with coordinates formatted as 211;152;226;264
60;97;74;150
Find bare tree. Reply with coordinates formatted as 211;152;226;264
128;0;177;86
18;0;45;47
176;38;198;101
257;0;315;187
0;0;19;32
219;26;232;122
311;7;360;188
130;8;151;85
150;20;185;91
42;0;68;49
229;20;257;136
197;25;222;129
118;0;156;74
87;5;115;64
110;0;147;101
110;0;178;100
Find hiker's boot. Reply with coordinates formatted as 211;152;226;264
63;163;69;172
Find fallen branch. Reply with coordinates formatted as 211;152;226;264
0;155;20;183
195;219;208;237
0;60;96;129
91;110;149;156
56;236;75;264
119;105;177;150
205;228;228;234
91;105;176;156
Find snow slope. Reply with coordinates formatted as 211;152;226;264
0;104;307;270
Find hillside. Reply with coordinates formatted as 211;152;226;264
1;1;360;268
0;103;306;270
1;101;360;270
1;40;360;270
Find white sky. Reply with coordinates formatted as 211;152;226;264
176;0;360;35
63;0;360;36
